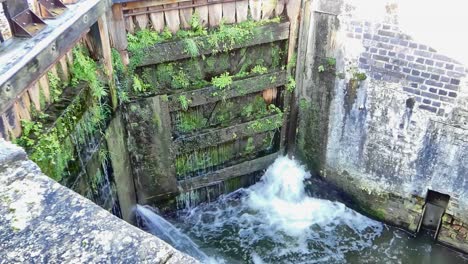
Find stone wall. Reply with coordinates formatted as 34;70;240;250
0;139;198;263
296;0;468;253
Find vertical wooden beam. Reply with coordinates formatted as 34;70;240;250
134;7;149;30
275;0;284;16
125;10;135;34
283;0;303;154
149;6;165;32
262;0;276;19
164;3;180;33
195;0;208;27
179;1;193;29
208;0;222;27
16;92;32;121
28;83;41;111
38;74;51;104
222;2;236;24
106;110;137;223
249;0;261;21
236;0;248;22
108;3;128;52
4;104;21;139
97;14;117;110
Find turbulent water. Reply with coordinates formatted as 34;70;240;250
135;205;209;261
174;157;468;263
138;157;468;263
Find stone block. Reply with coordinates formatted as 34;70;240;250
425;59;434;66
450;78;460;85
373;54;389;62
430;74;440;81
425;80;443;88
419;105;437;113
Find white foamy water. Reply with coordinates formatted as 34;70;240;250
180;157;384;263
136;157;468;263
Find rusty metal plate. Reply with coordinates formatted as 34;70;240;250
11;9;46;37
38;0;68;18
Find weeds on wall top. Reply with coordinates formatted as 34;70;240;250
15;46;110;182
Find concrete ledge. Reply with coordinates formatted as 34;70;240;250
0;139;198;263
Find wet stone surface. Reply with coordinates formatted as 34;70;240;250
0;139;198;263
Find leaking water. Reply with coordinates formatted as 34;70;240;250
135;205;210;262
139;157;468;263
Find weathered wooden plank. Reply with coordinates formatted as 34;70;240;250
179;1;193;29
194;0;208;26
58;56;69;82
281;0;301;153
262;87;277;104
0;114;8;139
107;3;128;51
0;0;109;114
275;0;284;15
164;3;180;33
125;95;179;203
16;92;31;121
122;0;191;10
136;22;290;66
208;1;222;27
168;70;287;111
178;152;279;191
28;83;41;111
149;5;165;32
236;0;248;22
175;114;282;154
262;0;276;19
134;7;149;30
3;105;21;138
125;10;135;33
38;75;51;103
249;0;261;21
105;110;137;223
97;14;118;110
222;2;236;24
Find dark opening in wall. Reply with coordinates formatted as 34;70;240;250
418;190;450;238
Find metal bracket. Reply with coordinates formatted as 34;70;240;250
3;0;47;38
38;0;68;19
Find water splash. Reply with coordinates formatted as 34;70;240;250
180;156;383;263
135;205;209;262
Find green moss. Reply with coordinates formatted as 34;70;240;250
247;104;283;132
245;137;255;154
176;143;235;178
286;76;296;92
132;75;150;92
48;72;62;102
178;95;192;111
172;70;190;89
251;65;268;75
177;110;207;133
212;72;233;90
183;38;200;57
15;46;110;182
241;96;268;119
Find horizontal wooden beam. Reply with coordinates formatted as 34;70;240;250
167;70;287;111
0;0;111;113
178;151;279;191
174;114;282;154
136;21;290;67
118;0;195;10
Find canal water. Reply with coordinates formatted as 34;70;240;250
138;157;468;263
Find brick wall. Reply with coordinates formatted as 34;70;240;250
297;0;468;253
346;21;467;116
